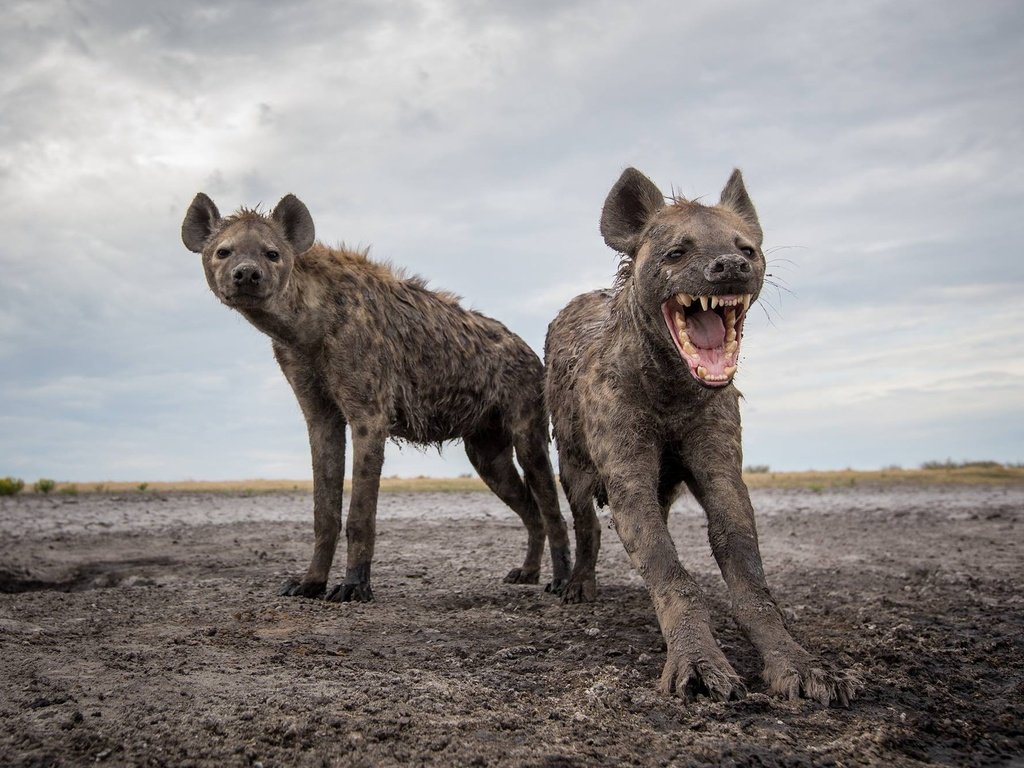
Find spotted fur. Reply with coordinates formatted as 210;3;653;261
545;168;856;705
182;193;571;602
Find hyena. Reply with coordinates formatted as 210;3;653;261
181;193;571;601
545;168;855;705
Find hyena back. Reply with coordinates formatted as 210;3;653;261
545;168;855;705
182;193;571;601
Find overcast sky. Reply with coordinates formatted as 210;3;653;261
1;0;1021;482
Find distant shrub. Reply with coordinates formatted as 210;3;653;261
34;478;57;494
137;482;149;492
93;484;108;493
59;484;79;496
921;459;1003;470
744;464;770;474
0;477;25;496
882;464;903;471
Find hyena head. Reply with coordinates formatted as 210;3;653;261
600;167;765;388
181;193;315;310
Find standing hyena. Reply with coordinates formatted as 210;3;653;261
545;168;855;705
181;193;571;601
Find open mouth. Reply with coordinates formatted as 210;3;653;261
661;292;752;387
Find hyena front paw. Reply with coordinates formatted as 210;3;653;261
659;648;746;703
762;650;858;707
503;567;540;585
325;581;374;603
544;577;569;596
559;574;597;604
278;577;326;599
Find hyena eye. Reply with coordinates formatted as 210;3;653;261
739;246;756;258
265;250;281;262
665;248;687;261
215;247;231;259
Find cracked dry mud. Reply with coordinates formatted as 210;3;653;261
1;485;1021;767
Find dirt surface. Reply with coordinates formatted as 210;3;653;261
1;485;1022;767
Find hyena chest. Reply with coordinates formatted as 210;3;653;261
389;384;493;444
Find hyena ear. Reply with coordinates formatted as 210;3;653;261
181;193;221;253
600;167;666;254
719;169;762;245
271;194;315;254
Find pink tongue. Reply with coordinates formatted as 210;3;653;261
687;309;725;348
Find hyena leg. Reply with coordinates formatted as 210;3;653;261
688;468;856;706
325;422;386;603
513;419;572;592
465;431;545;585
276;350;346;599
557;455;601;603
604;467;744;702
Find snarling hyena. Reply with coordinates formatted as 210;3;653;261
545;168;855;705
181;193;571;601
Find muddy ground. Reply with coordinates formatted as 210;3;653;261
1;484;1021;767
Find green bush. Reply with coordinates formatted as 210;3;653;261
34;478;56;494
0;477;25;496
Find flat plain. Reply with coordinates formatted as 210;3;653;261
1;478;1021;766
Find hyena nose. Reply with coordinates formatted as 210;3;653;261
704;253;751;282
232;263;263;286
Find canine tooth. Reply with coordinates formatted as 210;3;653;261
742;294;751;310
724;365;737;377
710;296;719;309
697;366;708;379
699;296;709;311
676;292;692;307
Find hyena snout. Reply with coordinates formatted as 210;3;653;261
232;263;264;287
704;253;752;283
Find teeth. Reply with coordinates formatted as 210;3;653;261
727;327;737;343
674;312;686;334
676;292;692;307
726;340;738;354
699;296;709;311
725;308;736;326
724;365;737;378
696;365;708;379
710;296;720;309
741;294;751;311
683;341;698;357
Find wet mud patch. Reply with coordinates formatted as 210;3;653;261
0;557;174;594
0;486;1022;766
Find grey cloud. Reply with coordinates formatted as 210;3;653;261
1;0;1022;481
